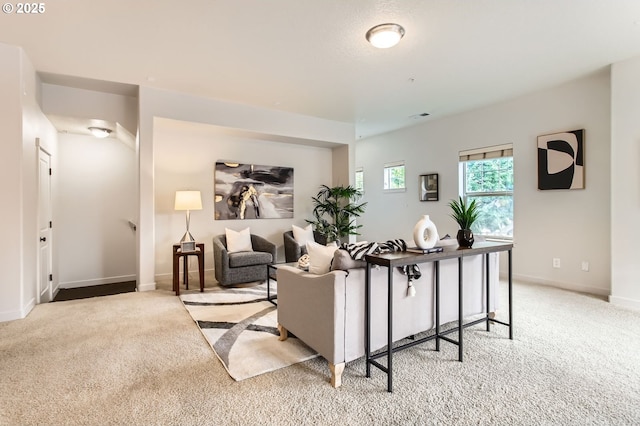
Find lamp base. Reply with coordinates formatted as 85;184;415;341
180;231;195;244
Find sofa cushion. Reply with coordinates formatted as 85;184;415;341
229;251;272;268
306;241;338;274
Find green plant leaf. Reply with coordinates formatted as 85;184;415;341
449;196;479;230
306;185;367;242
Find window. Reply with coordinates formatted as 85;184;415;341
355;167;364;192
460;145;513;240
383;161;405;192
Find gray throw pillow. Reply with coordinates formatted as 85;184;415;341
330;249;366;271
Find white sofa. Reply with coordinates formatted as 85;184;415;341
276;252;499;387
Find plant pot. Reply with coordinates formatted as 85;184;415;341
456;229;474;248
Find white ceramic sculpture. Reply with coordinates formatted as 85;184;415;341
413;214;439;249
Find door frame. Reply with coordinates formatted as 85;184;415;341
37;139;53;304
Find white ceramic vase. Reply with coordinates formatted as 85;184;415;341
413;214;439;249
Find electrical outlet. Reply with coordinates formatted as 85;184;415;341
581;261;590;272
553;258;561;268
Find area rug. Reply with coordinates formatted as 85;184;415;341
180;282;318;381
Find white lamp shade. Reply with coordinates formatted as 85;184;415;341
175;191;202;211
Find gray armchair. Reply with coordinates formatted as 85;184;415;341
283;230;328;263
213;234;276;286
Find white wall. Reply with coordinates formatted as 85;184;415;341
610;56;640;309
0;43;57;322
0;44;25;321
56;133;137;288
42;84;138;135
21;51;59;306
356;71;612;297
153;118;334;277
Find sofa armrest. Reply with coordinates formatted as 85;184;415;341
251;234;276;263
283;231;302;263
276;266;348;365
212;235;229;283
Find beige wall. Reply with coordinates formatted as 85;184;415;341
153;118;335;278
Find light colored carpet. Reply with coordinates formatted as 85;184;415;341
1;279;639;425
180;282;317;381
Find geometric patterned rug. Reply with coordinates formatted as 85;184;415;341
180;281;318;381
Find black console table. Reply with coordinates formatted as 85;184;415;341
364;242;513;392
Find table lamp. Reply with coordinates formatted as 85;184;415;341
175;191;202;249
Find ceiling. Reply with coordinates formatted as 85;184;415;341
2;0;640;139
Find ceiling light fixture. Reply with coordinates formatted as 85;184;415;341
88;127;112;138
366;23;405;48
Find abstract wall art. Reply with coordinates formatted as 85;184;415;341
537;129;584;190
419;173;439;201
214;162;294;220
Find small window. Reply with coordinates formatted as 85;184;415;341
355;167;364;192
459;145;513;240
383;161;406;192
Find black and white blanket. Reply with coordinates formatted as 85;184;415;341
339;239;407;260
339;239;420;297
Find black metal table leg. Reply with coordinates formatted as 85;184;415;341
458;256;463;362
486;253;490;332
266;264;277;306
435;260;440;352
509;249;513;340
387;265;393;393
365;262;371;378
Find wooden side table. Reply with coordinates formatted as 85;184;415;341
172;243;205;296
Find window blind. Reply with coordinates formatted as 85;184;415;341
459;144;513;162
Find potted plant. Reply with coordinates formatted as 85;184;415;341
448;196;479;248
307;185;367;243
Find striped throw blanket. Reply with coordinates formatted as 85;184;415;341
339;239;407;260
340;239;420;297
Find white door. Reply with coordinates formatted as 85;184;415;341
38;145;53;303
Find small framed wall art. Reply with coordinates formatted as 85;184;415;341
419;173;439;201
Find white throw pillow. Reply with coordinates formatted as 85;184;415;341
292;224;315;246
306;240;338;275
226;227;253;253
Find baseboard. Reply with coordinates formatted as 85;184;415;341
138;282;156;292
59;274;136;289
22;297;36;317
0;309;24;322
154;272;172;280
0;297;35;323
609;295;640;310
154;268;214;281
511;273;610;297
